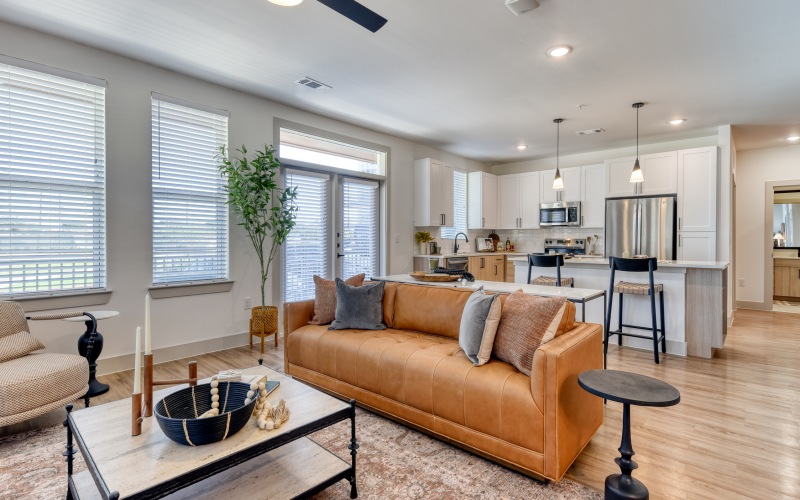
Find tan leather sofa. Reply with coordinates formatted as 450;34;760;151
284;282;603;482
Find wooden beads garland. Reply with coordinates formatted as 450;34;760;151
256;399;290;431
197;378;221;419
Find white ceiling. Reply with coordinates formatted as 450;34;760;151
1;0;799;162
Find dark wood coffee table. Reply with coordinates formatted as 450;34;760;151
64;365;358;499
578;369;680;500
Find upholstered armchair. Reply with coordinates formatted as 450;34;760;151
0;301;94;427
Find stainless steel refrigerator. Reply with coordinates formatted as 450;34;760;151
605;195;677;260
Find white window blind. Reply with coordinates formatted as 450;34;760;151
283;170;329;302
151;96;228;284
0;62;106;296
440;170;467;239
340;178;379;279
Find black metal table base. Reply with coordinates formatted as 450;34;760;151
605;403;648;499
77;318;108;407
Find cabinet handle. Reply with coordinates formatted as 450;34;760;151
678;217;681;230
482;217;485;228
581;215;584;226
679;234;682;247
443;214;446;225
495;264;498;276
481;257;485;268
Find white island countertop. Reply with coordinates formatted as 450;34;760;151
415;252;522;259
506;256;729;270
374;274;605;301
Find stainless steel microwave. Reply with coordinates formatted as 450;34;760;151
539;201;581;226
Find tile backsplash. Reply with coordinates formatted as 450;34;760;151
415;226;605;255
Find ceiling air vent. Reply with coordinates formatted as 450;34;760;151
296;77;332;91
575;128;604;135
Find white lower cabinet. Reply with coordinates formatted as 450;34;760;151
678;231;716;261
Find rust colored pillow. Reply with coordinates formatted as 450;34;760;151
309;274;365;325
0;331;45;363
492;291;575;376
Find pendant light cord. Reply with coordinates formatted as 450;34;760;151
556;120;560;170
636;104;639;158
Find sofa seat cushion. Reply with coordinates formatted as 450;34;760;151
287;325;544;453
0;353;88;418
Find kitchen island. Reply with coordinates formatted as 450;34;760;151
509;257;729;358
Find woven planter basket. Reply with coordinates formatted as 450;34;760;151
250;305;278;335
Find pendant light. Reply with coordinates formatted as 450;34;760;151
630;102;644;183
552;118;564;190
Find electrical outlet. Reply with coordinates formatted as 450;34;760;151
737;279;745;287
244;297;252;310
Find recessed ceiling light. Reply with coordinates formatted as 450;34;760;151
268;0;303;6
546;45;572;58
669;119;686;125
516;145;528;150
786;136;800;141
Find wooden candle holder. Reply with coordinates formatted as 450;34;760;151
141;355;198;418
131;392;143;436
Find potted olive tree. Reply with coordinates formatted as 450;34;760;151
219;145;298;351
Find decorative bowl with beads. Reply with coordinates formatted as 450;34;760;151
153;379;257;446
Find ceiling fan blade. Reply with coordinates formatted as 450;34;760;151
316;0;388;33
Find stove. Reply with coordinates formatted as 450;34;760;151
543;238;586;257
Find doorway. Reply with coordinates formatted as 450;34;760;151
770;185;800;313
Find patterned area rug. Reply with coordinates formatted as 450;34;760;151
0;409;599;499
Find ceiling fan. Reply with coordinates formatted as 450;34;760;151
269;0;388;33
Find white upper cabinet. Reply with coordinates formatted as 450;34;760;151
540;167;581;203
605;152;678;197
677;147;717;232
640;151;678;195
496;172;540;229
580;164;606;228
414;158;454;227
468;171;497;229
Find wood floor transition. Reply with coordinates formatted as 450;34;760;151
15;308;800;498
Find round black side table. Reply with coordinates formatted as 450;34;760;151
64;311;118;401
578;369;680;500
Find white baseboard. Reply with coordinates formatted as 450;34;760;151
96;332;281;376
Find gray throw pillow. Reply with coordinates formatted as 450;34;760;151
329;279;386;330
459;287;502;366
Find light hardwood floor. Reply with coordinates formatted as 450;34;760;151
29;309;800;498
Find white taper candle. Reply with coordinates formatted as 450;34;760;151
134;326;142;393
145;292;152;355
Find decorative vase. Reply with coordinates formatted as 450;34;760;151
419;242;428;255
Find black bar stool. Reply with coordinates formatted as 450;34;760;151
527;254;574;287
605;257;666;365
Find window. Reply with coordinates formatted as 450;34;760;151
151;94;228;284
0;60;106;296
440;170;467;239
279;128;386;176
283;170;329;303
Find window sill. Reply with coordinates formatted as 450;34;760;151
148;280;234;299
9;290;113;312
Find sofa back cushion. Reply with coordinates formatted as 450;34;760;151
382;281;399;328
392;284;472;339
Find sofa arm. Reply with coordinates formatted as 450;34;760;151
283;300;314;372
530;323;603;481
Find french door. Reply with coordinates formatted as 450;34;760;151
283;169;380;303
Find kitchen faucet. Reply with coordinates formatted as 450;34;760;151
453;232;469;254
